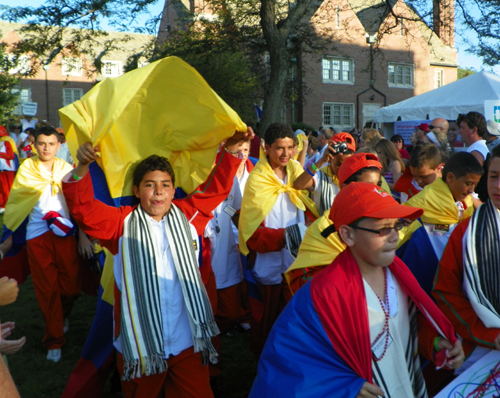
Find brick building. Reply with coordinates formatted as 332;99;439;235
0;21;152;128
159;0;458;130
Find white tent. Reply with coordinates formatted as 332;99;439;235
374;71;500;123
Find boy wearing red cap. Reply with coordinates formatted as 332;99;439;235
294;132;356;215
286;152;383;294
251;182;464;398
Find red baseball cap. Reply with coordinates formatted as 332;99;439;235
0;126;7;137
337;153;382;185
330;132;356;152
329;182;423;227
414;123;430;132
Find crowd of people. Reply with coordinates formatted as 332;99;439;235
0;110;500;398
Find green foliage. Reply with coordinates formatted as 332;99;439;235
0;42;21;124
292;122;317;133
457;67;475;80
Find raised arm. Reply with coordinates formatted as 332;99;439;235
293;144;334;190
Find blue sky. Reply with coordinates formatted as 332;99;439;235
3;0;499;74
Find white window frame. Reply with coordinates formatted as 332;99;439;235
11;86;32;115
101;60;123;77
62;88;83;107
322;56;354;84
388;62;414;88
434;68;444;88
323;103;354;130
62;57;82;76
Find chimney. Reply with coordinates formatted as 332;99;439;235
433;0;455;47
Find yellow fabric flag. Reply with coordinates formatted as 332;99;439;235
294;133;307;160
284;209;419;288
405;177;473;224
285;210;346;284
59;56;246;197
4;157;73;232
239;157;319;255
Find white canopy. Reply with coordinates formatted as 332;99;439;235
374;71;500;122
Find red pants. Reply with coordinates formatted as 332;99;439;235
117;347;214;398
0;170;15;208
251;279;289;356
27;231;80;349
215;282;249;335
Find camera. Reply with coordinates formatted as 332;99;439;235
329;141;350;154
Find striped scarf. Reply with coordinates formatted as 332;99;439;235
120;204;219;380
463;200;500;328
318;170;339;215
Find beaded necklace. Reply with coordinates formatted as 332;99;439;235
372;268;390;362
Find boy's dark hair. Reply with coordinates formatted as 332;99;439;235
490;144;500;162
409;143;442;169
25;127;36;137
264;122;296;147
457;112;487;137
133;155;175;188
34;126;61;142
343;166;382;186
441;152;483;181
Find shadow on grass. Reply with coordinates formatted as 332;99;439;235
1;276;257;398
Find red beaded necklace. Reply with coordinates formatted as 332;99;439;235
372;268;390;362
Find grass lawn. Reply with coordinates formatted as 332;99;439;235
1;276;257;398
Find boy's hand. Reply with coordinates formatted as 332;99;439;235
356;381;384;397
0;277;18;306
437;338;464;369
76;142;99;165
225;126;255;148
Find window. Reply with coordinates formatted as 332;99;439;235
62;57;82;76
388;63;414;88
322;57;354;84
63;88;83;107
323;103;354;130
435;68;444;88
102;60;122;77
11;87;31;115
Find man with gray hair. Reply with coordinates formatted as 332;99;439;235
312;127;335;163
485;120;500;151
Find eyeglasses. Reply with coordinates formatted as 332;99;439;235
429;125;442;131
351;221;405;237
391;139;403;143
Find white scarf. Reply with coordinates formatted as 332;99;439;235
119;204;219;380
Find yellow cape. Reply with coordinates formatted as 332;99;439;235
0;136;18;155
405;177;474;224
238;157;319;255
284;209;422;290
294;133;307;160
4;157;73;232
59;56;246;197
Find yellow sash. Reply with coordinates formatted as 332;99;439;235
285;210;346;284
4;157;73;232
59;56;246;198
405;177;474;224
239;157;319;255
294;133;307;160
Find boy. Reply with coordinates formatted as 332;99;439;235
3;126;81;362
434;145;500;372
63;132;251;397
250;182;463;398
293;132;356;215
400;152;482;295
238;122;318;354
285;152;382;294
395;143;443;203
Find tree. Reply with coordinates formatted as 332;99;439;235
0;41;21;124
457;67;475;79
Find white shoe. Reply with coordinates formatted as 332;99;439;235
240;322;251;331
47;349;61;362
63;318;69;334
